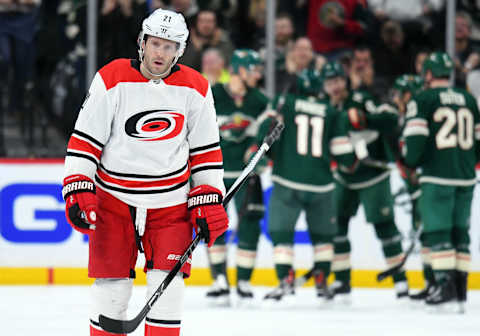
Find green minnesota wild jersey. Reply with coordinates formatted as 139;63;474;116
329;90;398;188
257;94;335;192
213;84;269;177
403;87;480;185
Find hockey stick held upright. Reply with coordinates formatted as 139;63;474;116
98;121;284;334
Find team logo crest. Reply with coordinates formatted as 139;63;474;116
125;109;184;141
218;112;254;143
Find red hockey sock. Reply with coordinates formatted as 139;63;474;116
145;321;180;336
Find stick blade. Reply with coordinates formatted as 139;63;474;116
98;314;140;334
295;268;314;287
377;265;401;282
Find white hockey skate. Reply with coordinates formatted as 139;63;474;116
236;280;255;307
206;274;231;307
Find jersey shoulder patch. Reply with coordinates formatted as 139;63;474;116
98;59;148;90
165;64;209;97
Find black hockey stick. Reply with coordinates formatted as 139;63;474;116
264;267;314;300
377;224;423;282
98;122;284;334
294;267;315;287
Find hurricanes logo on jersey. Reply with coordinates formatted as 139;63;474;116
218;112;254;143
125;109;184;141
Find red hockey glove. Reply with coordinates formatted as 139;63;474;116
347;107;367;130
62;174;97;234
187;185;228;247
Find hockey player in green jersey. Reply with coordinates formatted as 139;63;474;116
391;74;437;301
206;49;268;306
255;68;338;304
323;61;410;301
402;52;480;312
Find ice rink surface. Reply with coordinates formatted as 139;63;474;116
2;285;479;336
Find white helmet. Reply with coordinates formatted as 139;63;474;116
137;9;189;67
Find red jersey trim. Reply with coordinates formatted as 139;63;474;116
67;136;102;161
164;64;209;97
99;59;149;91
97;168;190;189
99;60;208;97
189;148;223;168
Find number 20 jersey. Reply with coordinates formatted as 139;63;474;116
403;87;480;186
64;59;224;208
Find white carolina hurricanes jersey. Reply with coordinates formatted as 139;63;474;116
64;59;225;208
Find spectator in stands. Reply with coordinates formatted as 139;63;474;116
349;45;374;90
277;0;309;36
167;0;198;24
307;0;368;60
257;13;295;71
45;0;147;139
368;0;445;48
181;9;235;71
372;20;416;91
368;0;444;22
0;0;41;153
348;45;387;99
454;11;480;88
196;0;237;30
201;48;230;85
276;36;320;93
99;0;147;67
274;13;295;60
457;0;480;41
414;49;430;75
245;0;266;50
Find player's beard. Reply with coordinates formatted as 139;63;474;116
145;55;174;78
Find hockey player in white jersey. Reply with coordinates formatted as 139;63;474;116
61;9;229;336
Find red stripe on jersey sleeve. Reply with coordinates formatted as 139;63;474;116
99;59;148;90
67;136;102;160
189;149;223;168
97;168;190;189
164;64;209;97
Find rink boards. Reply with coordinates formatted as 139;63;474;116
0;159;479;289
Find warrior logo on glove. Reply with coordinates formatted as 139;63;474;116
187;193;221;208
62;174;98;234
187;185;228;247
